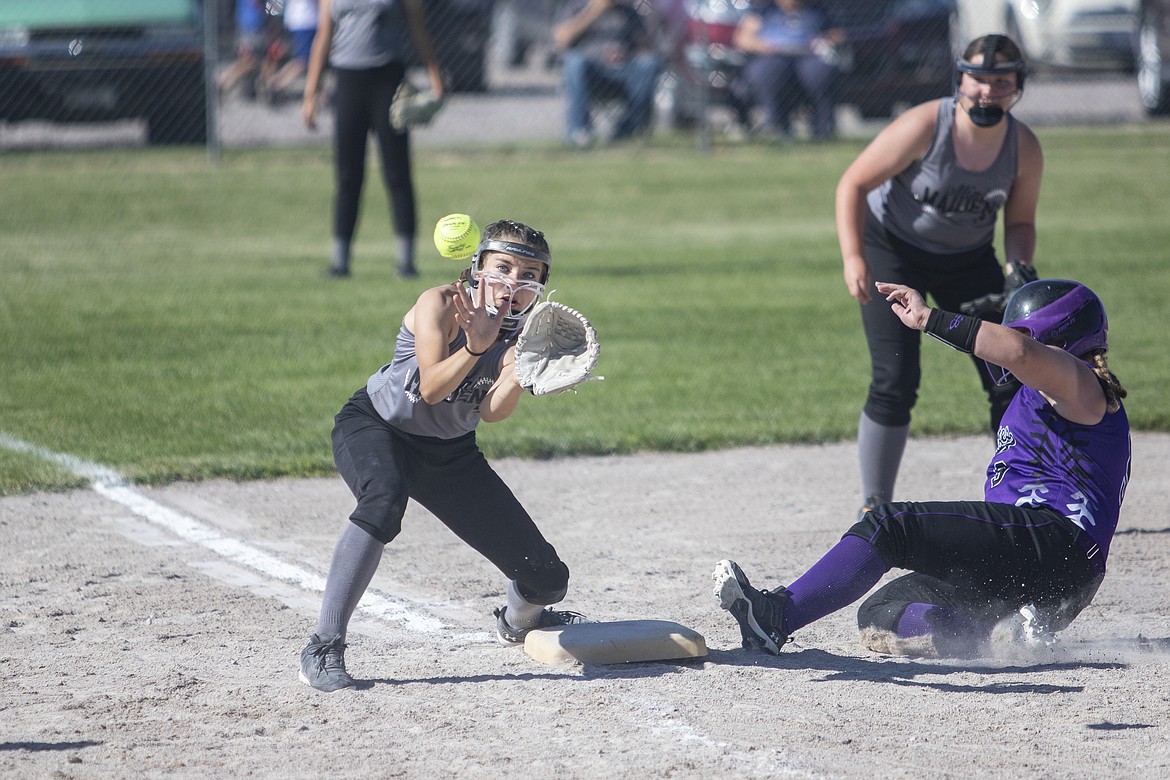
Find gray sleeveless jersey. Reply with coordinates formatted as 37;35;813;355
329;0;408;69
867;99;1019;254
367;322;513;439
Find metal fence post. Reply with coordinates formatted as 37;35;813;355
696;17;711;155
204;0;222;165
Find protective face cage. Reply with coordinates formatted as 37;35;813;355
465;239;551;334
953;35;1026;126
987;279;1109;385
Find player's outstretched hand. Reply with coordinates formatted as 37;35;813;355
875;282;929;331
450;279;503;353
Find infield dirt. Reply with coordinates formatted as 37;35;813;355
3;434;1169;778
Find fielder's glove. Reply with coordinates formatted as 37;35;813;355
390;81;444;131
514;301;602;396
959;262;1039;317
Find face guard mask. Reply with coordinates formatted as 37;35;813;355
964;102;1007;128
954;35;1026;127
472;269;545;320
464;239;551;334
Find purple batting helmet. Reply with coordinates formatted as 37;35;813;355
989;279;1109;385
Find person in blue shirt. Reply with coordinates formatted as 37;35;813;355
732;0;844;140
553;0;662;149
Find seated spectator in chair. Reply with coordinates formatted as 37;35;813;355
732;0;844;141
553;0;662;148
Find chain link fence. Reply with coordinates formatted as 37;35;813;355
0;1;962;154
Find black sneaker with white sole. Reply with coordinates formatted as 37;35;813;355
712;559;792;654
493;606;589;646
299;633;357;692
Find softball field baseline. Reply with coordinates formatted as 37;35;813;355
2;433;1169;778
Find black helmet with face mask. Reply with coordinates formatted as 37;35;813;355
462;236;551;335
953;34;1027;128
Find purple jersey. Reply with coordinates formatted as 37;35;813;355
984;384;1130;562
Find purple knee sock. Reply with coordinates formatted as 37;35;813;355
784;535;888;634
896;603;934;637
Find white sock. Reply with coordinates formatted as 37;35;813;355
504;580;544;630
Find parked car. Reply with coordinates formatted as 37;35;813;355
956;0;1137;71
830;0;957;118
0;0;208;145
1137;0;1170;113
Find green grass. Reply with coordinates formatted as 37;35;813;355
2;125;1169;493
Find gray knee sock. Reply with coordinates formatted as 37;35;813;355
316;522;383;641
331;238;351;273
395;235;416;276
503;579;545;630
857;411;910;505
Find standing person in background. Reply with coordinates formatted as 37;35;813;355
552;0;662;149
732;0;844;141
266;0;320;102
303;0;444;279
834;34;1044;517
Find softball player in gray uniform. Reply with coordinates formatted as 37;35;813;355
302;0;444;278
835;35;1044;516
300;220;585;692
714;278;1129;658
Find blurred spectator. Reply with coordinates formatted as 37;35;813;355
265;0;320;103
303;0;444;279
553;0;662;148
732;0;843;140
218;0;276;100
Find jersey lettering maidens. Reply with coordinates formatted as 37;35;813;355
984;383;1131;563
868;99;1019;254
367;322;512;439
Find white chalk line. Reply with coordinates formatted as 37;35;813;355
0;432;444;632
3;433;797;770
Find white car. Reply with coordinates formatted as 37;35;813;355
1137;0;1170;113
955;0;1137;70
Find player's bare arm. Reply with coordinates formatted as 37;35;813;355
877;281;1106;424
552;0;614;50
301;0;335;130
835;102;937;304
1001;125;1044;272
409;284;500;404
480;347;524;423
402;0;444;98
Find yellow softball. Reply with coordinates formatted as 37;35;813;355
433;213;481;261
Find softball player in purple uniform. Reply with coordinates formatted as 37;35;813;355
836;35;1043;517
714;278;1129;657
300;220;585;692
